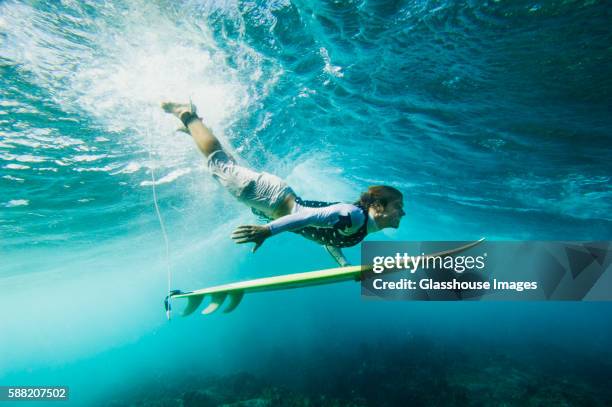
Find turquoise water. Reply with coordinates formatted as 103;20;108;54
1;0;611;405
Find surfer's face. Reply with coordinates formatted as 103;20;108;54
372;199;405;229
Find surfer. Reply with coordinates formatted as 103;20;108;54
161;102;405;266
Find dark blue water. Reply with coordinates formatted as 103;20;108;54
1;0;611;405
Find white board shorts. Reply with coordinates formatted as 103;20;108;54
207;150;294;218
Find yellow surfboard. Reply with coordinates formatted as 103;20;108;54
168;238;485;316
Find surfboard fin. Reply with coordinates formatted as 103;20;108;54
202;292;227;315
182;295;205;316
224;291;244;313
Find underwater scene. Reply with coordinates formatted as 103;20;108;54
1;0;611;405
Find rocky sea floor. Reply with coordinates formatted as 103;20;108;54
99;337;611;407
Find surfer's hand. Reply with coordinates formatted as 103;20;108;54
231;225;272;253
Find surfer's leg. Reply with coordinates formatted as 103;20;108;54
241;173;296;218
161;101;224;158
186;118;224;158
205;151;296;218
161;101;295;217
273;193;296;218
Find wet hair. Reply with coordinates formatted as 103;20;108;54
355;185;403;209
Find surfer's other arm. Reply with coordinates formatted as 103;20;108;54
232;204;356;251
231;225;271;252
231;222;350;266
266;203;363;235
230;210;325;252
325;245;350;267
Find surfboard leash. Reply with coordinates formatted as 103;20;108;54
146;121;175;320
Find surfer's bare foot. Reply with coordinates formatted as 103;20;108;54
160;101;196;121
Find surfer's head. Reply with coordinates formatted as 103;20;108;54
357;186;405;229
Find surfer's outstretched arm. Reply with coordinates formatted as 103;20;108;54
161;102;224;158
232;203;364;253
325;245;350;267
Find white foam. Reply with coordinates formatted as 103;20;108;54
0;0;283;194
140;167;192;186
73;164;120;173
5;154;49;163
2;175;24;182
8;138;42;148
112;162;141;175
5;163;30;170
320;47;344;78
72;154;107;162
286;157;355;201
0;100;20;107
4;199;29;207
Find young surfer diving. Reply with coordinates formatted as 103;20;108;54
161;102;405;266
